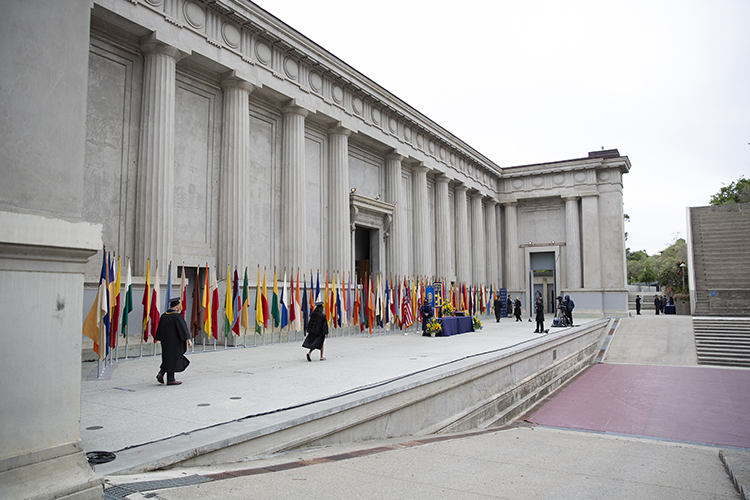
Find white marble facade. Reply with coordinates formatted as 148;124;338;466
83;0;631;315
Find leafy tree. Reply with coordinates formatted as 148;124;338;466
710;176;750;205
638;261;657;284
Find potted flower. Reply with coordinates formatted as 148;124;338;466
426;318;442;337
472;316;483;331
442;303;454;317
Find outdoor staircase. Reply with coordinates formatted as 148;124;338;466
689;205;750;317
693;318;750;367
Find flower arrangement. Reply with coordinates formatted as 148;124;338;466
441;302;454;317
426;318;442;337
472;316;483;331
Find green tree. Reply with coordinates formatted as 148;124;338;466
638;261;657;284
710;176;750;205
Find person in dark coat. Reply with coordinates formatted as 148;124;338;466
564;294;574;326
635;295;641;315
420;299;433;334
507;297;513;318
303;301;328;361
534;296;545;333
493;296;503;322
514;297;522;322
155;298;192;385
654;295;660;315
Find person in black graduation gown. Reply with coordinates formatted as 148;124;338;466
494;296;503;322
303;301;328;361
155;297;192;385
514;297;522;322
635;295;641;315
534;296;545;333
420;299;433;334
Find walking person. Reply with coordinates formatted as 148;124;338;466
654;295;660;315
534;296;545;333
303;301;328;361
635;295;641;315
155;298;192;386
507;297;513;318
514;297;522;322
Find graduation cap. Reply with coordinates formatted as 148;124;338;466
169;297;181;308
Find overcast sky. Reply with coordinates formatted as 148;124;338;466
254;0;749;255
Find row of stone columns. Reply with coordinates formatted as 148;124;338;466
133;41;588;290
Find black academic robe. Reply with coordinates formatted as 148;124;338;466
155;311;191;373
302;306;328;351
494;299;503;320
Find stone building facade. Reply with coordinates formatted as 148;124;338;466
84;0;630;317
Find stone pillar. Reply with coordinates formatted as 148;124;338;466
581;194;602;289
328;125;351;273
564;196;582;289
503;201;519;290
281;104;309;268
135;41;184;273
219;78;254;276
485;199;498;286
385;152;404;277
412;164;430;276
434;175;451;281
454;184;470;283
471;192;486;283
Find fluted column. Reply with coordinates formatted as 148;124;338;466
412;164;429;276
435;175;451;281
485;199;498;286
581;194;601;289
219;78;254;276
328;125;351;273
281;104;309;268
454;184;470;283
564;196;582;289
471;192;486;283
385;152;404;277
503;201;519;290
135;41;183;273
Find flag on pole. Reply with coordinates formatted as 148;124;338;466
224;265;234;337
82;251;108;356
271;267;280;328
164;261;172;313
353;278;360;328
203;264;211;338
292;269;301;332
280;269;289;330
232;267;241;335
302;274;309;332
180;264;187;319
241;267;250;331
335;274;342;328
110;256;122;350
315;271;320;304
261;268;269;328
142;259;151;341
149;261;160;341
255;266;263;334
190;267;202;337
341;273;348;327
121;257;133;337
324;271;330;323
211;267;219;338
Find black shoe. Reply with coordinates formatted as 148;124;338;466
156;372;164;384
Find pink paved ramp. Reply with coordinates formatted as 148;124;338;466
530;364;750;448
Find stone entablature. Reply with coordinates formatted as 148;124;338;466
97;0;499;195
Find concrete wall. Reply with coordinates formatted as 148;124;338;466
0;2;104;498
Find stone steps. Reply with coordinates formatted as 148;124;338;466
694;318;750;367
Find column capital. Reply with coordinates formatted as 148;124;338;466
328;124;351;137
412;164;430;174
221;76;255;94
470;190;485;201
579;191;599;198
455;183;469;193
281;103;309;118
502;199;517;207
435;174;451;185
562;195;580;202
140;40;185;61
385;151;404;162
485;198;497;207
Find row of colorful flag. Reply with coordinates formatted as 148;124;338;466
83;250;506;358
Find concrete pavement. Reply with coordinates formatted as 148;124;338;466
86;313;750;499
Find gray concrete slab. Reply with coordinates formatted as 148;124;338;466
604;315;698;365
105;427;740;500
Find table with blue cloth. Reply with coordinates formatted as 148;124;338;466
433;316;473;336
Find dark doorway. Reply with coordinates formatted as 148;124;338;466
355;227;371;285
